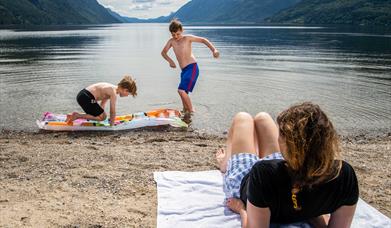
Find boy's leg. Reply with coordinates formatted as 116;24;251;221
254;112;280;158
178;90;187;112
178;89;194;112
69;112;107;122
216;112;257;173
178;63;198;113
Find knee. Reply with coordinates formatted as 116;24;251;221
254;112;273;123
233;112;253;125
178;90;187;95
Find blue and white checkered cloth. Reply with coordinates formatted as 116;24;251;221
223;152;283;198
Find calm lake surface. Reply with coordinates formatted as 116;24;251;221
0;24;390;135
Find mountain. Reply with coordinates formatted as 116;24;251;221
0;0;120;25
267;0;391;26
153;0;301;23
106;7;128;23
106;7;145;23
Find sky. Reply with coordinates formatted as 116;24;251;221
97;0;190;19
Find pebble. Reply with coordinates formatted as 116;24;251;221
20;217;28;221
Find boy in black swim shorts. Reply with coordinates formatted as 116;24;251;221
66;76;137;126
76;88;105;117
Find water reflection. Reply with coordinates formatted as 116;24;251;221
0;24;390;135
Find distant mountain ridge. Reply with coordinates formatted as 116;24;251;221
267;0;391;26
106;8;146;23
0;0;120;25
1;0;389;26
154;0;302;23
148;0;390;26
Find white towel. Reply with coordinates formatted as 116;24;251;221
154;170;391;228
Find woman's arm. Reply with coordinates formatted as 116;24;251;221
308;215;329;228
247;200;270;228
328;204;356;228
226;198;270;228
227;198;248;228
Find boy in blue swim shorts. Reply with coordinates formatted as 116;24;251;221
161;19;219;113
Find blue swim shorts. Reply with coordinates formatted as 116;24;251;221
178;63;199;93
223;152;284;198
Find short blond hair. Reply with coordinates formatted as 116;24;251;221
118;75;137;97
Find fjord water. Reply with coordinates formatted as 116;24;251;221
0;24;390;135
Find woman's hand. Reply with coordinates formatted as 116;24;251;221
227;198;246;214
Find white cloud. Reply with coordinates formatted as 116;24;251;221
98;0;189;19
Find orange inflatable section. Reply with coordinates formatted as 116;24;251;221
146;109;181;118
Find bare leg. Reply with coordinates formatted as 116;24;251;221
216;112;257;173
254;112;280;158
67;112;106;122
230;112;257;155
178;90;186;112
178;90;194;113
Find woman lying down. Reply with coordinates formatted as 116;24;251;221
216;102;358;228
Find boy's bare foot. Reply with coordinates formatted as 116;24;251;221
181;112;192;125
66;112;79;123
65;114;72;123
216;148;227;173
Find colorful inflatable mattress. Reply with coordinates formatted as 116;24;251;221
37;109;188;131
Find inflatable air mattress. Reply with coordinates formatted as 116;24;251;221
37;109;187;131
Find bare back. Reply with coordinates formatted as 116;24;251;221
85;83;116;101
171;36;197;69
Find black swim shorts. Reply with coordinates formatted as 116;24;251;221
76;89;104;117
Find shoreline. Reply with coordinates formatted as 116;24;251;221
0;129;390;227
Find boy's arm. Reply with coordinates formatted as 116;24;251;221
161;39;176;68
109;93;117;126
188;35;219;58
100;99;107;109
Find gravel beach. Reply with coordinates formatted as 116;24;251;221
0;129;390;227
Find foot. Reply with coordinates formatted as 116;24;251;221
215;148;227;173
181;112;192;125
66;112;78;124
65;114;72;123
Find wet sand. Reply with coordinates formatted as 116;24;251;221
0;129;390;227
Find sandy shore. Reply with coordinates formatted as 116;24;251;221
0;128;390;227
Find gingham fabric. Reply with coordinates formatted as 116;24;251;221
223;152;283;198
